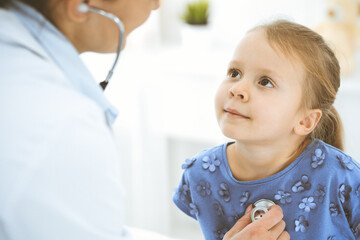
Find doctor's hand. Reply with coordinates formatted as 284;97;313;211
223;204;290;240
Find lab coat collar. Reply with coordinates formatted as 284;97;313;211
8;1;119;124
0;8;49;61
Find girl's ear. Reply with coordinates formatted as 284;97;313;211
294;109;322;136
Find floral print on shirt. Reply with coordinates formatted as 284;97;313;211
173;140;360;240
202;154;221;173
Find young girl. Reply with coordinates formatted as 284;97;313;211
173;20;360;240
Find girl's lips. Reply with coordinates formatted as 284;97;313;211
224;108;250;119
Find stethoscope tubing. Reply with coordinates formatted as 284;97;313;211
79;4;125;90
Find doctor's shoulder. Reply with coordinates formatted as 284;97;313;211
0;10;69;87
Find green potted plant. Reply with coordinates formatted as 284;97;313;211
181;0;211;48
182;0;209;25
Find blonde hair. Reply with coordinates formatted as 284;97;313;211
252;20;344;150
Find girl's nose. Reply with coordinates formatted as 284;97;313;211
229;82;249;102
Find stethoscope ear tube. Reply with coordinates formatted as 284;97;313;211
78;3;125;90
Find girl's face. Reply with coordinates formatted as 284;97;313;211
215;29;306;144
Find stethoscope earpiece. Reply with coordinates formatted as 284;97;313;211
78;3;90;13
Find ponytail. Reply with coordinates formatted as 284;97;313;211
311;106;344;151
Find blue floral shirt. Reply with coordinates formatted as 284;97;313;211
173;139;360;240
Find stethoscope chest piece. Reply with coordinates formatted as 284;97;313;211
251;199;275;222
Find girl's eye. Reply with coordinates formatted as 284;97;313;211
258;78;274;88
228;69;241;79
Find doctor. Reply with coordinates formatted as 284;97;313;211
0;0;286;239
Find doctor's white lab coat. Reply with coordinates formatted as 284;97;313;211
0;6;130;240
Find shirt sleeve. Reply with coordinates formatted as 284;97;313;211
172;169;197;220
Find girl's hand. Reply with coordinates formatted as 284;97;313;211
223;204;290;240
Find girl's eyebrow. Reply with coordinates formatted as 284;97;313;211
228;60;242;68
257;67;279;76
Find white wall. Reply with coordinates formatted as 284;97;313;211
81;1;360;239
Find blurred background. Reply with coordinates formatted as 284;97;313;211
81;0;360;239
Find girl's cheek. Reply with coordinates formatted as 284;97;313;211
215;86;226;107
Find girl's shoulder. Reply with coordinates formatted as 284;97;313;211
197;143;228;157
181;143;229;171
314;139;360;172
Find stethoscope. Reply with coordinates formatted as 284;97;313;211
78;3;124;91
251;199;275;222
